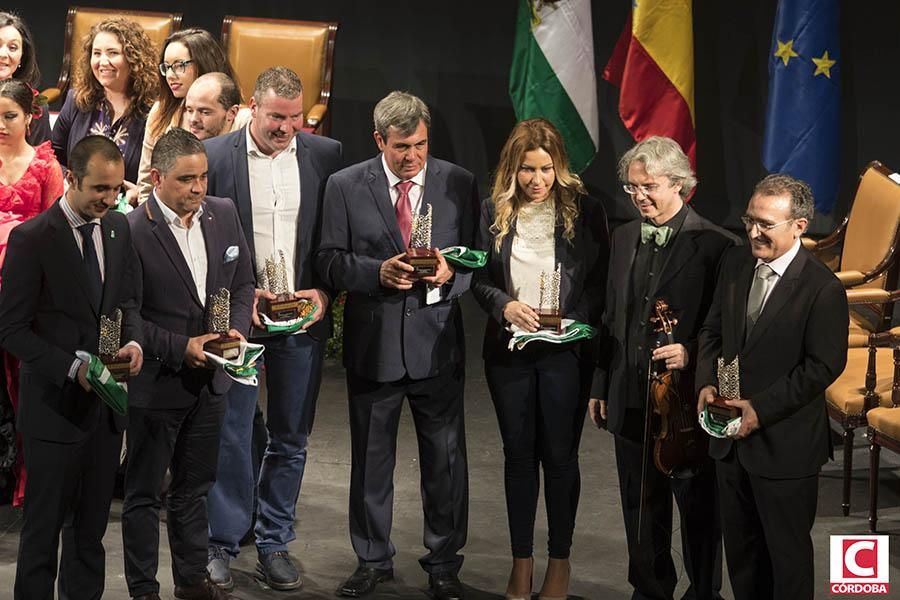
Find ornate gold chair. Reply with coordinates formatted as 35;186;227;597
41;6;183;105
221;16;338;135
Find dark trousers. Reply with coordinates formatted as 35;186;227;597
121;391;225;597
614;412;723;600
485;349;587;559
716;451;818;600
347;364;468;574
14;409;122;600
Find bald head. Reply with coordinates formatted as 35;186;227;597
184;72;241;140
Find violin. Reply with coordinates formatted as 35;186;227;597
645;299;708;477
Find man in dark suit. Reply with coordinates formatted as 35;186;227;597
590;137;735;600
316;91;478;600
0;135;143;600
203;67;342;591
122;128;254;600
696;174;848;600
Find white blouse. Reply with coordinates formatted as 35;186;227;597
509;198;557;308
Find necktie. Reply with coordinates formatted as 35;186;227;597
640;222;673;247
395;180;414;248
745;263;777;338
78;222;102;309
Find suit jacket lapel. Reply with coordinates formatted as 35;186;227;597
231;127;256;273
743;248;807;353
555;224;575;312
200;200;218;304
295;134;318;287
146;194;204;307
48;202;98;316
651;209;700;296
367;157;404;253
99;213;125;316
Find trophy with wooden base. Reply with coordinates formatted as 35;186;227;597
536;263;562;333
708;356;741;426
99;309;130;381
204;288;241;360
257;251;306;321
405;203;438;277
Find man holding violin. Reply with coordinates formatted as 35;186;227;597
590;137;736;600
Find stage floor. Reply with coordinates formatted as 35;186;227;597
0;297;897;599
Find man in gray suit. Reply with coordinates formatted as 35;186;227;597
316;91;478;600
123;128;254;600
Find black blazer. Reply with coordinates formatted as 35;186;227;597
471;195;609;361
594;208;738;436
696;245;849;478
315;155;479;382
204;126;343;341
0;201;142;442
127;194;255;408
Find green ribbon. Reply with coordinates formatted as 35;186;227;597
640;222;673;247
510;320;597;350
440;246;487;269
265;302;318;334
82;353;128;416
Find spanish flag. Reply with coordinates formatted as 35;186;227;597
603;0;696;169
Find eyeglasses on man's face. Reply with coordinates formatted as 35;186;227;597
623;183;662;196
740;216;794;232
158;59;193;76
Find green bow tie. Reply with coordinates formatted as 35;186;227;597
641;222;673;247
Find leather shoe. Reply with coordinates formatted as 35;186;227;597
256;550;303;591
429;571;464;600
337;566;394;597
207;546;234;591
174;576;233;599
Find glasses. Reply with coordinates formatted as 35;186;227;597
623;183;662;196
158;59;193;76
740;216;794;232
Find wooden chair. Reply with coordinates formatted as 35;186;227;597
803;161;900;348
221;16;338;135
865;333;900;532
41;6;183;105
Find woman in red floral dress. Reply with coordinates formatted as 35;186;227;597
0;79;64;506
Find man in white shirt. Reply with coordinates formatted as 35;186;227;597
123;128;254;600
203;67;342;591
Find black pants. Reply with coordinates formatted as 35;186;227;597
716;451;818;600
614;410;723;600
485;349;587;559
14;410;122;600
347;364;468;574
121;392;226;597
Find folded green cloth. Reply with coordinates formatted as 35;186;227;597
261;302;318;334
204;341;265;386
507;320;597;351
441;246;487;269
76;351;127;415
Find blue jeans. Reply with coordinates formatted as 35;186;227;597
207;333;324;556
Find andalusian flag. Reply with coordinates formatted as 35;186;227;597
603;0;696;169
510;0;599;173
762;0;840;213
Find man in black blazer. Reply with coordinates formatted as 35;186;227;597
203;67;342;591
122;129;254;600
316;91;478;600
0;136;143;600
590;137;735;600
696;174;848;600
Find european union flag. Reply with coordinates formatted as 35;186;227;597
762;0;840;213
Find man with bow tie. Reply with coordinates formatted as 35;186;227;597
589;137;737;600
124;128;254;600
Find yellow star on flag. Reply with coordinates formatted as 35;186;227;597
774;39;799;66
812;50;836;78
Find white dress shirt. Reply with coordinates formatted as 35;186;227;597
382;154;426;214
156;196;208;305
60;195;105;279
247;129;301;291
754;238;802;313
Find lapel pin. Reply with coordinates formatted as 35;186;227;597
110;230;116;238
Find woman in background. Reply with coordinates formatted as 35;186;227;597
51;17;157;202
136;28;238;201
0;78;64;506
471;118;608;600
0;11;50;145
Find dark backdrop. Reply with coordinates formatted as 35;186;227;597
11;0;899;233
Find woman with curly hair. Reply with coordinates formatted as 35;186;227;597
0;79;64;506
471;118;609;600
0;11;51;145
51;17;157;200
136;28;244;201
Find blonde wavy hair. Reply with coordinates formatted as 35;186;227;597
73;18;158;120
490;118;585;251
